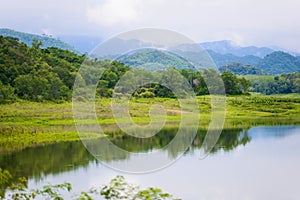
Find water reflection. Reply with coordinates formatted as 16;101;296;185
0;126;298;182
0;141;96;181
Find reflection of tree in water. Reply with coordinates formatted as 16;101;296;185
0;141;96;182
109;127;251;158
190;128;251;154
0;128;251;183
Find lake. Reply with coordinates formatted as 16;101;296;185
1;125;300;199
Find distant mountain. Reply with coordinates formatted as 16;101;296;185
116;49;194;71
200;40;274;58
219;63;267;75
207;50;262;67
0;28;80;54
91;38;300;75
7;30;294;75
58;35;102;53
256;51;300;75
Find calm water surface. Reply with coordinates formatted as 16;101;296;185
1;125;300;200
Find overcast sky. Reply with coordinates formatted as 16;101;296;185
1;0;300;51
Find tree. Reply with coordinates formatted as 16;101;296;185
292;78;300;93
46;73;69;100
14;74;49;101
221;72;242;95
97;80;112;97
193;72;209;95
0;81;15;103
202;69;224;95
238;77;251;93
31;38;42;49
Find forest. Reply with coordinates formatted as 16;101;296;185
0;35;299;103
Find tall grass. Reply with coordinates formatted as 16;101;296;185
0;94;299;152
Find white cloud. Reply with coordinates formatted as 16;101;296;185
1;0;300;51
86;0;141;26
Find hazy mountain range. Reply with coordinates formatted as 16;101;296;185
57;35;102;53
200;40;274;58
1;28;300;75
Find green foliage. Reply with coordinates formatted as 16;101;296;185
0;168;28;199
181;69;250;95
134;87;156;98
0;168;13;198
99;175;138;199
0;172;179;200
95;175;179;200
135;188;175;200
246;72;300;94
238;77;251;93
117;49;194;70
1;175;71;200
219;62;267;75
0;81;16;103
34;183;72;200
0;36;84;102
221;72;243;95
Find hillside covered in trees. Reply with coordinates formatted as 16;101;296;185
0;35;299;103
3;29;300;76
116;49;194;70
219;63;267;75
209;50;300;75
0;28;80;54
0;36;85;102
256;51;300;74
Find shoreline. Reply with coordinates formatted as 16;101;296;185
1;94;300;152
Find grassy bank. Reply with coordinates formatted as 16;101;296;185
0;94;300;152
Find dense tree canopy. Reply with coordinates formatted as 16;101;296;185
1;35;299;103
219;62;267;75
247;72;300;95
0;36;84;102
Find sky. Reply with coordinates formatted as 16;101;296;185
1;0;300;51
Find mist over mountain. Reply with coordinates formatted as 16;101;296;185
216;52;300;75
200;40;274;58
57;35;102;53
206;50;262;67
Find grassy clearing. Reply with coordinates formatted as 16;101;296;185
0;94;299;152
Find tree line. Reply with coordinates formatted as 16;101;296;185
0;35;298;103
247;72;300;95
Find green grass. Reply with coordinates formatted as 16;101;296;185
0;94;300;152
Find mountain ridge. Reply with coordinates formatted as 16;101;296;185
256;51;300;75
200;40;274;58
0;28;81;54
2;29;300;75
